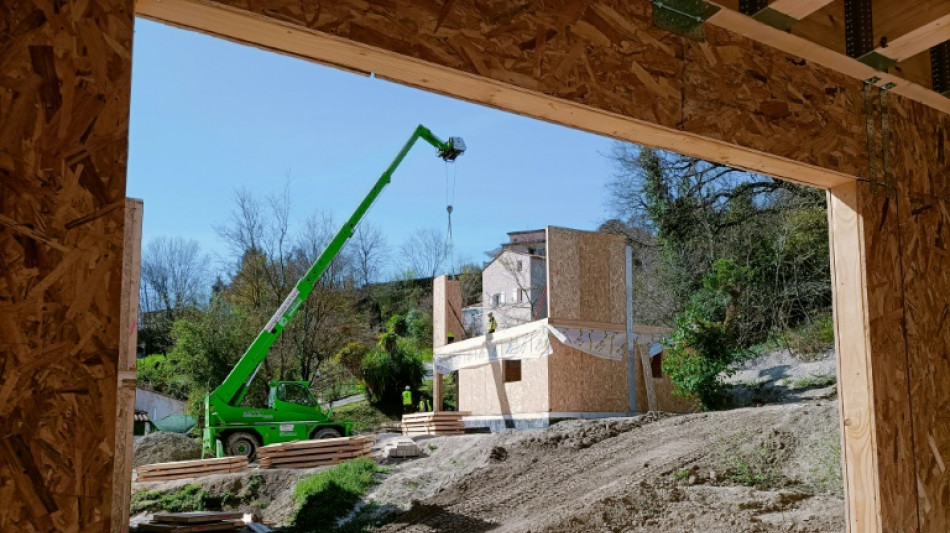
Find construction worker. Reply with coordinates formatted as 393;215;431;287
402;386;413;413
417;396;431;412
447;330;455;344
488;312;497;334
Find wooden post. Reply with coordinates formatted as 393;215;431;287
433;276;465;412
110;199;143;533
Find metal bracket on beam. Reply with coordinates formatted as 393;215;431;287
858;51;897;72
932;41;950;98
653;0;721;41
844;0;874;59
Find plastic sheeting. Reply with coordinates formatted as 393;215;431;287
434;319;670;373
433;319;553;374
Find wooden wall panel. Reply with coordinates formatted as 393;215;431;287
457;358;550;416
890;95;950;533
0;0;134;531
433;275;465;348
547;341;628;414
546;226;625;325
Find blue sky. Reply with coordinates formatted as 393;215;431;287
128;19;620;279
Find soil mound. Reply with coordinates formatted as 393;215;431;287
133;432;202;468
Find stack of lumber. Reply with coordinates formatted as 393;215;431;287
135;456;248;482
138;511;244;532
256;436;375;469
401;411;470;436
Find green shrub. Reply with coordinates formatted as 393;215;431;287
662;260;752;410
291;458;384;531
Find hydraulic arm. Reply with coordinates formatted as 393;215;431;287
209;125;465;410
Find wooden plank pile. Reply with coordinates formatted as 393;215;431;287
135;456;249;482
401;411;470;436
138;511;245;532
256;436;375;469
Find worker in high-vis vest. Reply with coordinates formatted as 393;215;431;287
488;312;497;333
402;386;413;413
447;330;455;344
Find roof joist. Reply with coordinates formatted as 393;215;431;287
713;0;950;96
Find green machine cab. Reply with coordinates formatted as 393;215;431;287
203;125;465;459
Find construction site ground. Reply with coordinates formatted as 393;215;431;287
131;351;844;532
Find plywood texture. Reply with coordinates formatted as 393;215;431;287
457;357;549;416
111;199;143;533
546;227;625;325
433;275;465;348
142;0;878;187
547;340;628;414
0;0;134;530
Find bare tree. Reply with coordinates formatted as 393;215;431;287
139;236;209;354
399;228;448;278
141;236;209;314
350;222;389;286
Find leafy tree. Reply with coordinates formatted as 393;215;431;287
662;260;752;409
360;317;426;415
608;144;831;345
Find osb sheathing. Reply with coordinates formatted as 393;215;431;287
547;340;627;414
432;275;465;349
884;96;950;533
197;0;870;179
546;226;625;325
0;0;134;530
546;227;628;413
458;357;550;416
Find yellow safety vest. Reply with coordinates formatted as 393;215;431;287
402;390;412;406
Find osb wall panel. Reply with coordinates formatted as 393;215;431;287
899;192;950;531
196;0;872;180
889;95;950;533
0;0;134;531
546;226;625;325
433;275;465;348
458;357;549;416
548;340;627;413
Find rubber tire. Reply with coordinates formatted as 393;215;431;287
226;431;260;461
312;427;343;440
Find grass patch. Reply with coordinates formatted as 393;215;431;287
790;375;837;390
810;435;844;495
756;312;835;359
716;431;792;490
334;400;400;433
292;458;385;532
130;474;265;514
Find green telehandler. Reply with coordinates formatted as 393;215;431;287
203;125;465;458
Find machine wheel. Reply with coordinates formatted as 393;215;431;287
226;432;260;461
312;427;342;440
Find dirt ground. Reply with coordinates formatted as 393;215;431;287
131;352;844;532
369;403;843;533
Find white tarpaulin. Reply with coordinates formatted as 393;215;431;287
434;319;671;373
433;319;553;374
548;326;626;361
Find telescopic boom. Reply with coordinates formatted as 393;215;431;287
210;125;465;407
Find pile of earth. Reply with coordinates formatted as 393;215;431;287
133;432;202;468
